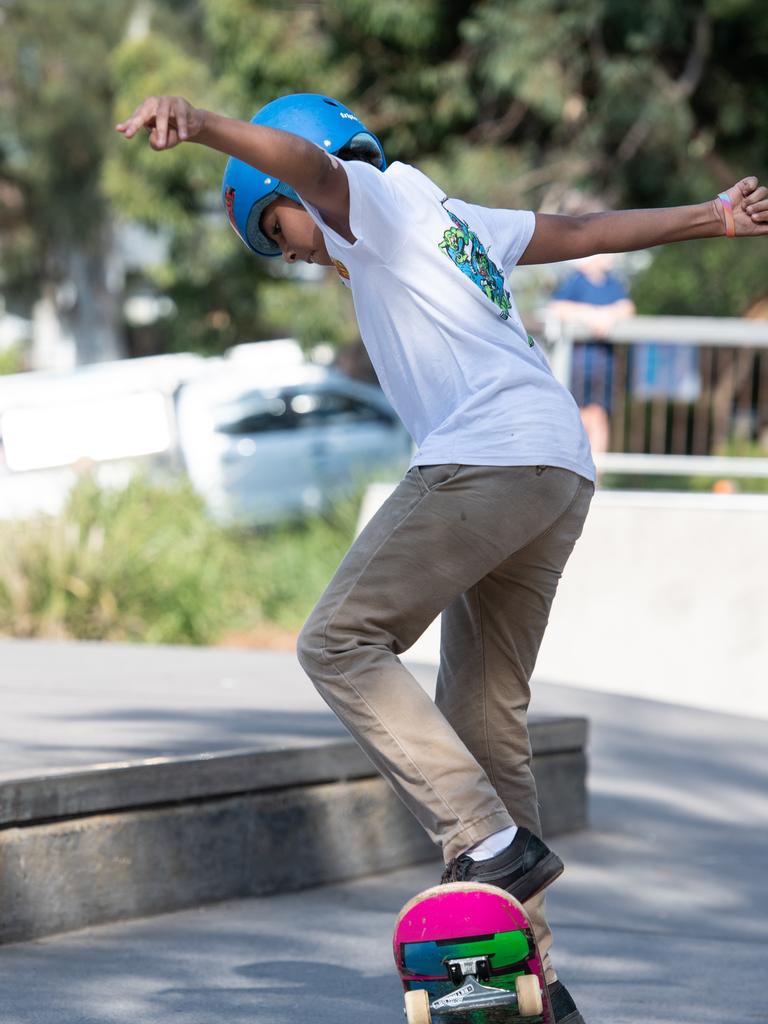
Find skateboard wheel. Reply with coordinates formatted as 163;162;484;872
404;988;431;1024
515;974;543;1017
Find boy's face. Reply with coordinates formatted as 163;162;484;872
260;196;333;266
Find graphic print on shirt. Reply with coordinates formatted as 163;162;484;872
438;207;513;322
332;257;351;284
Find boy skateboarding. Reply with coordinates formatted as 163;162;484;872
117;92;768;1024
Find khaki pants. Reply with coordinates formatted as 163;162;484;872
297;464;593;982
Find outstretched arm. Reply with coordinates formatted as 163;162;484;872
519;177;768;266
116;95;352;238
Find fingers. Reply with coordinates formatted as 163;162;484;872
738;175;759;196
155;96;171;148
115;96;159;139
115;95;188;148
176;101;188;141
745;183;768;223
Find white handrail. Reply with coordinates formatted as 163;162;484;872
596;453;768;478
538;315;768;474
541;313;768;348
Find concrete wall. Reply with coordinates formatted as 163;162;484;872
361;487;768;719
1;777;432;945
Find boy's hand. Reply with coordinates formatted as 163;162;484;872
719;176;768;236
115;95;204;150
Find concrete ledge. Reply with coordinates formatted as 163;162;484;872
0;718;587;828
0;741;375;827
0;715;588;944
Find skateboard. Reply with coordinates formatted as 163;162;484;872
393;882;554;1023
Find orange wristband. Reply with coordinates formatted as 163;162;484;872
717;192;736;237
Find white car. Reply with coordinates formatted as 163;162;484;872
0;344;411;526
175;362;411;525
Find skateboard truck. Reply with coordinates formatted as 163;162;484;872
445;954;493;985
432;975;519;1012
431;958;521;1014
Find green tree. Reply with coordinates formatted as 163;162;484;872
189;0;768;336
103;0;367;357
0;0;136;364
3;0;768;369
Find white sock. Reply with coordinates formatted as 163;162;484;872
466;824;519;862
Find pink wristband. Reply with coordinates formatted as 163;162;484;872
717;192;736;237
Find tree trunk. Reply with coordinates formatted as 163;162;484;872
30;283;76;371
31;220;126;370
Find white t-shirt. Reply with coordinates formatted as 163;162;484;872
301;160;595;481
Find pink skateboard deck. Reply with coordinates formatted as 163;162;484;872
393;882;554;1023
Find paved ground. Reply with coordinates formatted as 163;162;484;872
0;641;350;777
1;643;767;1023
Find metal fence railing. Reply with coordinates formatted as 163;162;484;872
541;315;768;478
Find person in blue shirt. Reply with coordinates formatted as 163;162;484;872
547;253;635;459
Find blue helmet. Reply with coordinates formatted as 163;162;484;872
221;93;386;258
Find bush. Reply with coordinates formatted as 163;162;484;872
239;491;360;631
0;472;359;644
0;344;26;376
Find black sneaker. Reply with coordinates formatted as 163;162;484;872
440;826;564;903
548;980;585;1024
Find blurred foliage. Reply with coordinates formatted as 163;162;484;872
0;0;132;266
0;472;358;642
0;473;238;643
631;237;768;316
238;489;361;630
256;277;363;351
0;0;137;358
0;343;26;375
1;0;767;358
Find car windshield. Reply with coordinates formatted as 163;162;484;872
214;391;288;435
